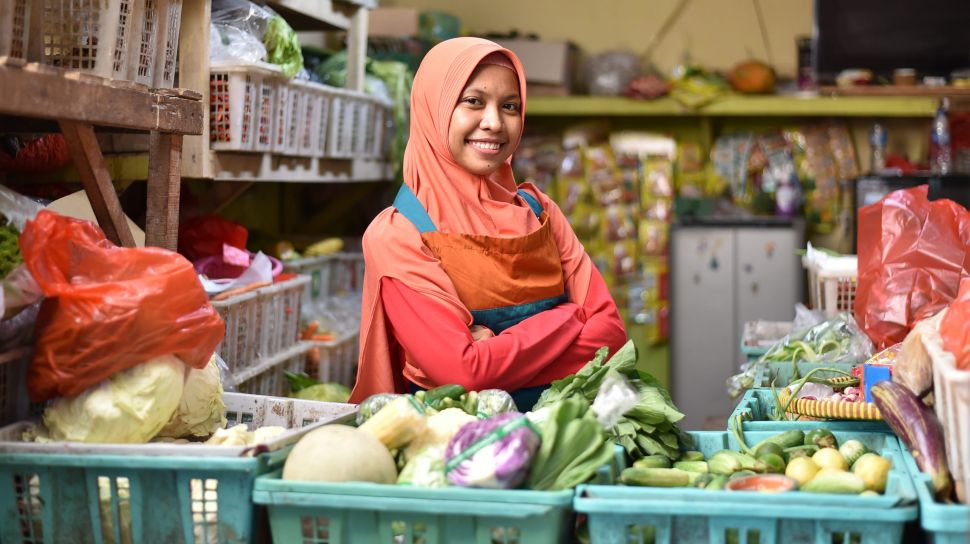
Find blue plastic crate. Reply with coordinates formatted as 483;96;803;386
754;361;859;388
899;445;969;544
253;444;626;544
0;393;356;544
575;430;918;544
731;388;889;433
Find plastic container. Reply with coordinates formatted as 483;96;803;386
0;393;356;544
730;388;889;433
899;446;969;544
282;252;364;303
234;341;311;397
271;80;295;155
312;332;359;388
576;430;918;544
326;88;356;158
38;0;182;87
924;334;970;504
312;84;334;158
294;80;324;157
0;0;31;61
802;252;857;317
209;61;282;152
209;275;309;380
740;321;793;360
0;348;31;428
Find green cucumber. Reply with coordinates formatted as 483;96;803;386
706;474;729;491
679;451;705;462
634;455;672;469
757;453;786;474
621;467;691;487
688;472;713;488
729;470;757;480
708;451;744;475
801;471;866;494
761;430;806;449
425;384;466;408
754;442;784;458
673;461;709;474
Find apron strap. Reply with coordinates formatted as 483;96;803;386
392;185;437;233
516;189;544;218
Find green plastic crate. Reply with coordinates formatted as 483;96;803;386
899;445;969;544
575;430;918;544
254;475;575;544
754;361;859;388
0;393;356;544
731;388;889;433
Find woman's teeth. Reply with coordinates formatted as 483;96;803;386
469;141;500;150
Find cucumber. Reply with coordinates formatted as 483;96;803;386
708;451;744;475
757;453;786;474
634;455;672;469
729;470;757;480
801;471;866;494
761;430;805;449
706;474;729;491
839;440;869;467
688;472;713;488
620;467;691;487
673;461;709;474
754;442;784;458
425;384;466;408
679;451;705;462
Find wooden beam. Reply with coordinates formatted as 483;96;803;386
0;63;203;134
146;132;183;250
178;0;212;178
59;121;137;248
345;6;368;92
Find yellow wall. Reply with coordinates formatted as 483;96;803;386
382;0;814;77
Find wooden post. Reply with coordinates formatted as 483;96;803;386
178;0;212;178
345;6;368;92
58;120;137;248
146;132;183;250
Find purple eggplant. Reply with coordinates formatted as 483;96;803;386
871;381;953;501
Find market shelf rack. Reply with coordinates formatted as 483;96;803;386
0;393;356;544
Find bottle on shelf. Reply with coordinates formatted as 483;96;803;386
930;98;951;175
869;122;887;173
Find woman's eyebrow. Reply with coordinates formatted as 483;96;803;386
461;87;520;101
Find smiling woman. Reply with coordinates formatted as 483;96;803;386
351;37;626;410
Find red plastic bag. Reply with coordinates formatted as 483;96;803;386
177;215;248;262
21;211;225;401
855;186;970;350
940;278;970;370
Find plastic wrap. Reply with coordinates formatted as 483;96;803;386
897;309;947;395
590;370;639;429
22;211;225;402
940;277;970;370
855;185;970;349
474;389;517;418
444;412;540;489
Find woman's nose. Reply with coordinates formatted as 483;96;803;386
479;105;502;130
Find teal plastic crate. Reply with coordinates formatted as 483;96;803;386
0;393;356;544
754;361;859;388
254;474;575;544
252;444;626;544
575;430;918;544
899;445;969;544
731;388;889;433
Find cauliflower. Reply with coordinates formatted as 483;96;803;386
402;408;476;463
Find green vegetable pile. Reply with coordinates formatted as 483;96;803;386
533;341;692;462
285;371;350;403
528;396;615;491
0;220;22;279
263;14;303;78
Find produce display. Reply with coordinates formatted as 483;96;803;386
619;423;895;496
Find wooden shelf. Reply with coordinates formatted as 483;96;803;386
526;95;940;118
264;0;367;32
0;62;204;133
203;153;392;182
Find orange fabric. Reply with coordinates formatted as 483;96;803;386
351;37;594;403
421;212;564;310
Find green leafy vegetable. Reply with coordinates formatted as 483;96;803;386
263;15;303;78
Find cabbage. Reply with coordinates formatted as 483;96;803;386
291;383;350;403
402;408;476;463
42;355;185;443
444;413;540;489
157;355;227;439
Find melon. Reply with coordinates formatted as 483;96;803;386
282;425;397;483
728;60;776;94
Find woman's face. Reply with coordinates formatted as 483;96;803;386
448;63;523;176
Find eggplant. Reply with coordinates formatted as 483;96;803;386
871;381;953;500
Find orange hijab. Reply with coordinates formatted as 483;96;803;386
350;37;594;402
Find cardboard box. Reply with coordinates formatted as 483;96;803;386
368;8;418;38
492;39;578;93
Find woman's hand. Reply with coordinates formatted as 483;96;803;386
470;325;495;341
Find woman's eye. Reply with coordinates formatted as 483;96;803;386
503;102;520;112
462;97;482;106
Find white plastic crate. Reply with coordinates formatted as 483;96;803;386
802;247;857;317
271;81;291;154
209;61;281;152
313;84;334;158
0;0;31;61
270;80;300;156
209;275;309;379
38;0;181;87
282;252;364;303
312;332;359;388
0;348;30;428
924;334;970;504
233;341;311;398
295;80;323;157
